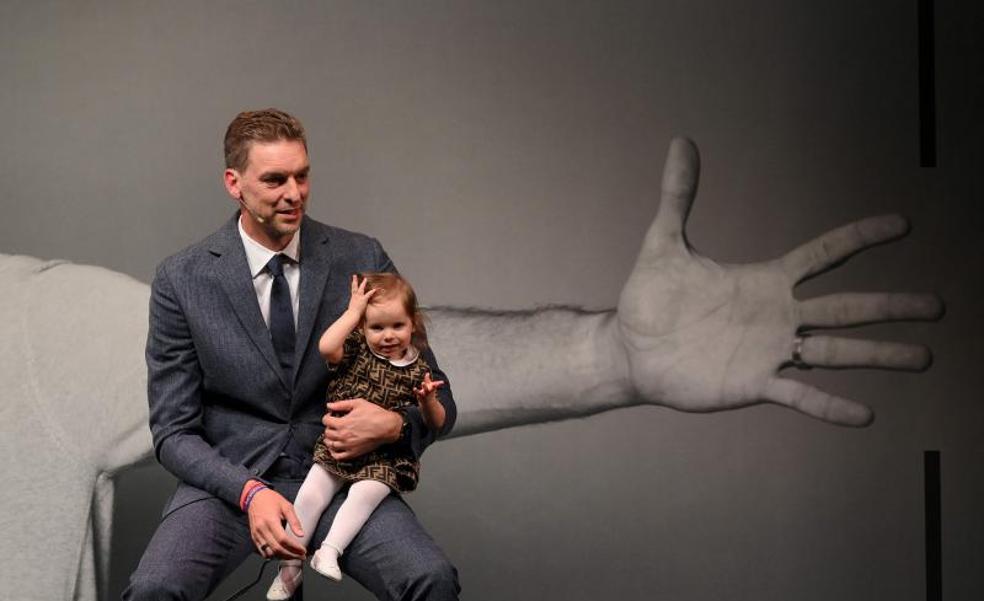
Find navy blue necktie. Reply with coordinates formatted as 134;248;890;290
266;254;295;382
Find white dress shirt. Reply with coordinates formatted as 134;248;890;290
237;216;300;329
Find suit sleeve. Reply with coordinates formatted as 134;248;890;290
146;263;254;507
372;239;457;459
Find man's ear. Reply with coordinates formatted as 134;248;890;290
223;168;242;200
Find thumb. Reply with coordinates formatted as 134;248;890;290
282;501;304;538
638;136;700;262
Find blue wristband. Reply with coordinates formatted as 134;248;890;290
243;484;268;513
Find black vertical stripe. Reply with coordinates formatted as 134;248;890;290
924;450;942;601
919;0;937;167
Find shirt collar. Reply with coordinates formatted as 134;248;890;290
237;215;301;278
369;344;420;367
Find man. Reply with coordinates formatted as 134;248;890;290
125;109;459;600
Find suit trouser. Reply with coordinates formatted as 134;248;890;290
123;478;460;601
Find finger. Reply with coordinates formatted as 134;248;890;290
283;504;304;539
323;411;343;429
781;214;909;283
793;335;932;371
275;530;307;558
259;517;304;559
327;399;355;413
331;448;353;461
250;531;266;556
256;523;286;558
420;380;444;395
763;378;873;426
799;293;944;328
639;137;700;260
266;539;295;560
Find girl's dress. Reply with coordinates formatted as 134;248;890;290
312;329;427;492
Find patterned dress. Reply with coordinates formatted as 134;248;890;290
313;329;428;492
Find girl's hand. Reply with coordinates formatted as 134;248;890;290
414;372;445;405
347;274;378;315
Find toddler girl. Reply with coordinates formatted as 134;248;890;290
267;272;445;600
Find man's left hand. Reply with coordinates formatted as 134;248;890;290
323;398;402;460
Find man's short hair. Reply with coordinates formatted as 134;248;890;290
224;108;307;172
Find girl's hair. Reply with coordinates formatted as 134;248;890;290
358;272;429;350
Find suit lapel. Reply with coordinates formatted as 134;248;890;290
209;217;291;391
292;217;333;387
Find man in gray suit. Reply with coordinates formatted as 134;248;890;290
125;109;459;600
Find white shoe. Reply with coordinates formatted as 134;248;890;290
311;545;343;582
266;560;303;601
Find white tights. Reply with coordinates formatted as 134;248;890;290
280;464;391;578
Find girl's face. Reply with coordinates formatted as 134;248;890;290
363;296;414;360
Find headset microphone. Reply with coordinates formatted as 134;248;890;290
237;197;266;224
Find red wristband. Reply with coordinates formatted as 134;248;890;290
242;484;268;513
239;481;266;512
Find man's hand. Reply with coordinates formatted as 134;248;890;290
246;488;306;560
323;398;402;460
614;138;943;426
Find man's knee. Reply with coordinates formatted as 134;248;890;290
401;554;460;599
122;573;187;601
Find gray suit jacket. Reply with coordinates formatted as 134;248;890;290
146;214;455;516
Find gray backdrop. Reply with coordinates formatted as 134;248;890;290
2;1;981;600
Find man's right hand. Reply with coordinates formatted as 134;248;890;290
246;487;307;560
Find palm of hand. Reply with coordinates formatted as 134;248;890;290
619;253;792;412
614;138;941;426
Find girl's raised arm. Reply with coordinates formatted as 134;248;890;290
319;274;376;364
